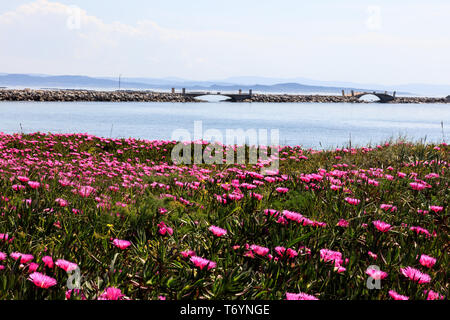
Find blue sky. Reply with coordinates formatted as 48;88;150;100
0;0;449;85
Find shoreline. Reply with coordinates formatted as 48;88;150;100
0;88;449;103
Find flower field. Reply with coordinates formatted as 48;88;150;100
0;132;448;300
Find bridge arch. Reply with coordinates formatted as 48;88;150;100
354;92;396;103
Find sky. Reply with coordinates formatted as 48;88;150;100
0;0;449;85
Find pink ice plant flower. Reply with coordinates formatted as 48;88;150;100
429;205;443;213
373;220;391;232
0;252;7;261
10;252;34;263
285;292;319;300
42;256;54;268
320;249;343;267
337;219;349;227
66;289;86;300
190;256;216;270
250;244;270;256
98;287;125;300
275;187;289;194
55;259;78;272
208;225;227;237
424;290;445;300
419;254;436;268
180;250;196;258
112;239;132;250
28;272;57;289
28;181;40;189
365;267;388;280
388;290;409;300
409;182;426;191
55;198;68;207
368;251;377;260
78;186;95;197
158;222;173;236
344;197;360;205
400;267;431;284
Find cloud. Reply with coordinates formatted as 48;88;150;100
0;0;449;84
0;0;285;78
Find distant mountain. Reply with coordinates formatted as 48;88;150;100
0;74;154;89
0;73;412;95
218;76;450;96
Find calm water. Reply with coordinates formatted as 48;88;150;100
0;101;448;149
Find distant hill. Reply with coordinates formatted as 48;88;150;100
0;73;410;95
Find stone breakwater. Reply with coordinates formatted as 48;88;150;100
247;94;450;103
0;89;449;103
0;89;200;102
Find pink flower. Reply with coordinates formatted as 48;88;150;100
208;225;227;237
98;287;125;300
380;204;397;212
66;289;86;300
373;220;391;232
28;262;39;273
112;239;132;250
366;267;388;280
337;219;349;228
10;252;34;263
55;198;68;207
158;207;168;215
55;259;78;272
424;290;444;300
12;184;25;191
28;181;41;189
429;205;443;213
275;246;286;256
250;244;270;256
397;172;407;178
78;186;95;197
335;266;346;273
0;233;11;242
320;249;343;266
42;256;54;268
158;222;173;236
410;182;426;191
285;292;319;300
0;252;6;261
180;250;196;258
410;226;432;237
276;187;289;194
17;176;30;183
400;267;431;284
389;290;409;300
28;272;57;289
190;256;216;270
419;254;436;268
368;251;377;260
286;248;298;259
345;197;360;205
